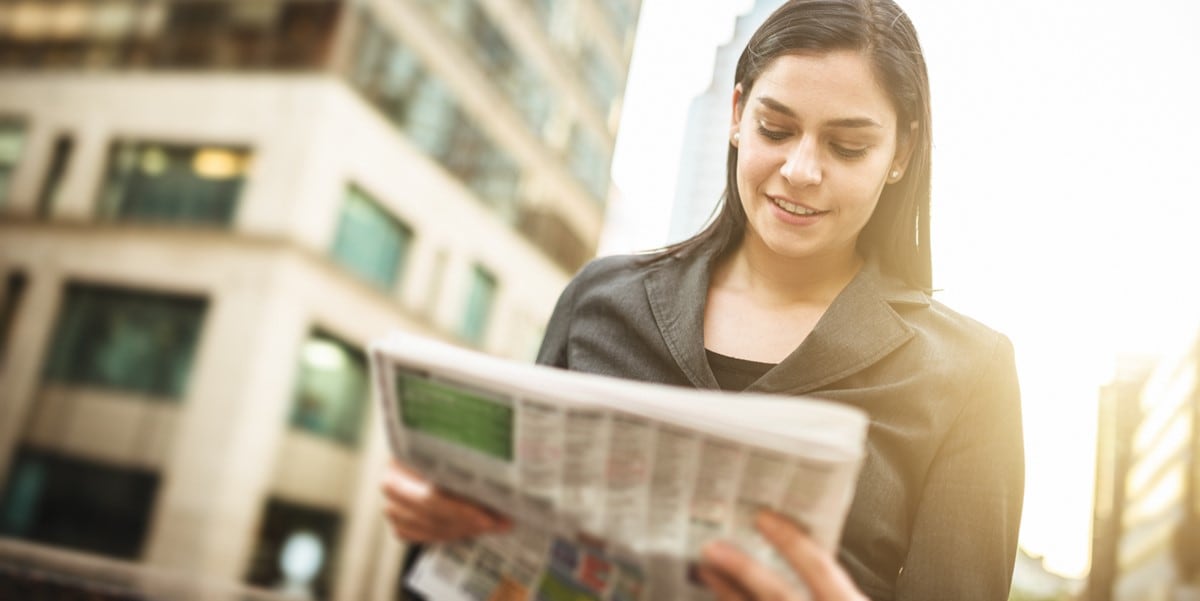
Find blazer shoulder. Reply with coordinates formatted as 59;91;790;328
910;296;1014;360
568;252;668;293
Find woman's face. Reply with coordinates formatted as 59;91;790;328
731;50;909;265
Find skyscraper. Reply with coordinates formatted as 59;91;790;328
668;0;783;243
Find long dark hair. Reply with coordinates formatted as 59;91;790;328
654;0;933;292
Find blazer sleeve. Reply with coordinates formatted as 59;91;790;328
894;334;1025;601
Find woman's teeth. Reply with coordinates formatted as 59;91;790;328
773;197;823;216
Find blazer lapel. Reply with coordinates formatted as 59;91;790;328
644;252;721;390
644;250;929;394
749;262;928;396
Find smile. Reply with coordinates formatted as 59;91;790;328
770;196;827;216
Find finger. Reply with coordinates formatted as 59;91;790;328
382;462;507;529
756;511;863;600
381;503;444;542
702;540;799;601
697;565;752;601
383;491;498;542
381;466;508;535
384;499;501;543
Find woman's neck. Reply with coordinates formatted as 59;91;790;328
716;235;863;308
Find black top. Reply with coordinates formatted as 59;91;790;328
705;349;775;391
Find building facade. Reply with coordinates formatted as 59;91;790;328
1087;355;1156;601
0;0;640;598
1011;547;1080;601
1089;333;1200;601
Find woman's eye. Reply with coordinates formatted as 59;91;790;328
756;124;790;141
832;144;869;159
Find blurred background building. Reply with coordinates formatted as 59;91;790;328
1010;547;1079;601
1086;354;1156;601
666;0;781;243
1087;334;1200;601
0;0;641;598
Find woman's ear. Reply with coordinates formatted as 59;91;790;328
730;83;745;147
888;120;919;182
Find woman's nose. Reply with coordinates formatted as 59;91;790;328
780;137;822;186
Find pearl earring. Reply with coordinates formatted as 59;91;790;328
890;170;900;180
733;132;740;143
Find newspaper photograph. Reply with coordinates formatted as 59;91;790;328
369;333;869;601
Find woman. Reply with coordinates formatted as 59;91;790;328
383;0;1024;599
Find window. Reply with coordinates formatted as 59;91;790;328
350;15;424;126
97;141;250;226
245;498;341;600
581;42;618;115
0;120;25;208
289;331;369;447
596;0;638;39
347;9;526;218
0;271;28;370
441;122;520;218
36;134;72;217
568;125;612;203
414;0;553;135
42;283;207;399
459;265;498;345
0;0;339;71
404;76;459;160
329;187;413;291
0;446;159;559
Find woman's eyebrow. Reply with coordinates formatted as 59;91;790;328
757;96;798;118
756;96;883;129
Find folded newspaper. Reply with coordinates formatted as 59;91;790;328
369;333;869;601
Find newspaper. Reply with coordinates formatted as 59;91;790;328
369;333;869;601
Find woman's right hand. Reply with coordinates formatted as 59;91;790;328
381;458;512;543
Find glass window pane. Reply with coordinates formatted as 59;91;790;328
245;498;341;600
42;283;207;399
0;121;26;207
346;7;527;218
582;42;617;114
90;0;138;41
459;266;497;345
329;187;413;291
98;141;249;226
289;331;368;447
0;447;159;559
568;125;611;204
405;76;457;158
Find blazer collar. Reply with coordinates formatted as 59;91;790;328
644;249;929;394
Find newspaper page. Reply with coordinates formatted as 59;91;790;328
370;333;868;601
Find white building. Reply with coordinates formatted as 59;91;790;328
1112;327;1200;601
667;0;784;243
1011;547;1080;600
0;0;640;598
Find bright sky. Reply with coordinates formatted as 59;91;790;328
604;0;1200;580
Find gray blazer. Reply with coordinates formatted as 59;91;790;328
536;250;1024;601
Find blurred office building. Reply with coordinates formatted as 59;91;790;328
0;0;641;599
1087;354;1156;601
1010;547;1079;601
1087;336;1200;601
667;0;782;243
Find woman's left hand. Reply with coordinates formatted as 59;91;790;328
698;510;868;601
